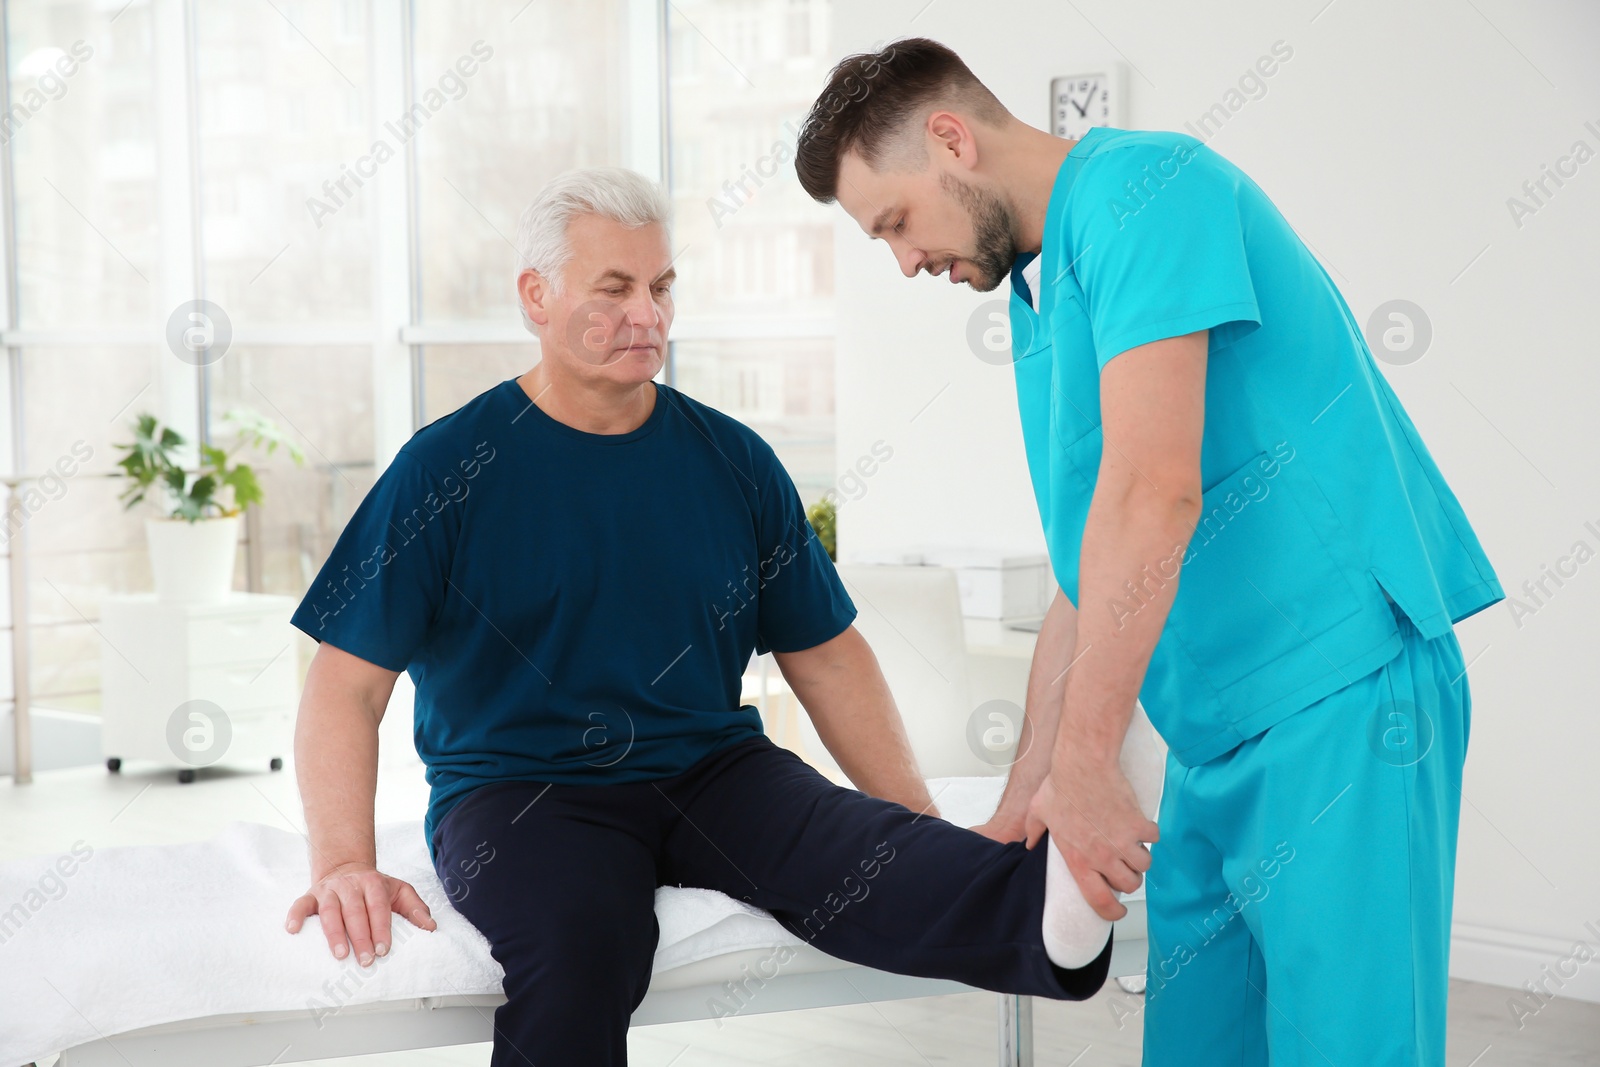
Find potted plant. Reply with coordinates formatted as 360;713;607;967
114;408;304;603
806;495;837;562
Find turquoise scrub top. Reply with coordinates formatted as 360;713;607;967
1009;127;1504;766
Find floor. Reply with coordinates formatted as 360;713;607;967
6;755;1598;1067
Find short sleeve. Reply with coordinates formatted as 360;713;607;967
290;449;461;671
751;447;857;655
1068;141;1261;369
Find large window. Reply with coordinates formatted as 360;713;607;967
7;0;163;713
16;349;150;711
9;1;158;329
1;0;836;721
666;0;835;500
195;1;375;323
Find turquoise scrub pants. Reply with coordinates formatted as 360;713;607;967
1142;600;1471;1066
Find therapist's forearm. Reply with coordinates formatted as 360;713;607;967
295;663;384;881
776;627;939;818
992;587;1079;826
1055;483;1198;768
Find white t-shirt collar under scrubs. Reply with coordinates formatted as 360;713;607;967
1021;252;1042;313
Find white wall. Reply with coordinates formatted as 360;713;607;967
831;0;1600;1002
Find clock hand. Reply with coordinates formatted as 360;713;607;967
1071;82;1101;118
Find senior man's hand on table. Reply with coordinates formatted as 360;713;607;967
286;861;437;967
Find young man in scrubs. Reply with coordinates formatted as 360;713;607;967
797;38;1504;1066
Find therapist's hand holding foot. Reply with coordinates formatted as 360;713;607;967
285;862;436;967
1025;740;1155;920
1024;701;1165;969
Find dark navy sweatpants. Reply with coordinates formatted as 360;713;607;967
431;731;1113;1066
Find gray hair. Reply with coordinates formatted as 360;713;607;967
514;167;672;334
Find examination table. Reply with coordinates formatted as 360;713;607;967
1;776;1147;1067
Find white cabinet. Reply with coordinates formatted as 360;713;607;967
99;593;299;782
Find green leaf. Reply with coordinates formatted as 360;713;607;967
183;476;217;524
222;463;263;509
221;406;305;466
113;411;196;518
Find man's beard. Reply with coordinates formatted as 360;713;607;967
938;171;1018;293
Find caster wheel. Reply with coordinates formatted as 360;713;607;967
177;768;197;784
270;758;283;771
106;758;122;773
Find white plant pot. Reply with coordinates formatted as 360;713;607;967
145;515;241;604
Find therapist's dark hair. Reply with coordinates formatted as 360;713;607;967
795;37;1010;204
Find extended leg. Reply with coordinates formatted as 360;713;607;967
657;733;1112;1001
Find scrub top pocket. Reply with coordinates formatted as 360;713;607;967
1164;451;1366;694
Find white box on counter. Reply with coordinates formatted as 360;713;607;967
843;547;1053;622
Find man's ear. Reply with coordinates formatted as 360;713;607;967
518;268;553;327
926;110;978;171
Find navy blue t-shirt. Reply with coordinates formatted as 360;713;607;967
290;378;856;865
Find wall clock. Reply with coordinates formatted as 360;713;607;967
1050;64;1126;139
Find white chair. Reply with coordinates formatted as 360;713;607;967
796;563;1007;782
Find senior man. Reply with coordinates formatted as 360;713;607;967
282;167;1112;1065
795;37;1504;1067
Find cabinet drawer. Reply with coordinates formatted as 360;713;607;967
222;709;293;765
187;611;295;667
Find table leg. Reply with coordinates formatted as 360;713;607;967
997;992;1033;1066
